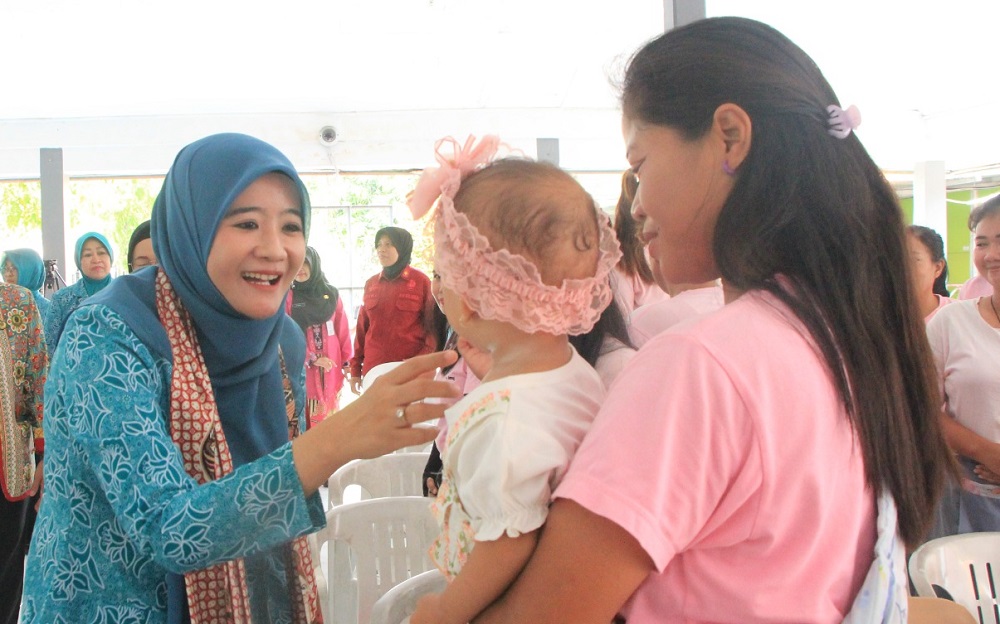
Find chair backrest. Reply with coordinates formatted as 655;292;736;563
909;532;1000;624
361;361;404;392
327;452;431;508
313;496;438;624
370;569;447;624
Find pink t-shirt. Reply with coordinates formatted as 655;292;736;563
923;294;954;323
556;290;875;623
958;274;993;300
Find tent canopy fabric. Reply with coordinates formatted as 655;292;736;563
1;0;997;179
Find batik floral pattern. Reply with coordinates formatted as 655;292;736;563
42;279;90;353
21;304;324;623
0;284;46;502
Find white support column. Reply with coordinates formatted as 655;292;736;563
663;0;705;31
537;138;559;166
912;160;947;241
40;148;70;293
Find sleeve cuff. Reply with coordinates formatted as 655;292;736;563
556;474;676;572
473;506;548;542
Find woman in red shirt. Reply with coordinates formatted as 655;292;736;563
349;226;434;394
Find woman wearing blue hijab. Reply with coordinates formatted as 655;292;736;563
21;133;457;624
1;248;50;318
42;231;114;352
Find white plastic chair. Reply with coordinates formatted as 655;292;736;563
361;361;404;392
327;452;431;509
369;569;447;624
909;532;1000;624
313;496;438;624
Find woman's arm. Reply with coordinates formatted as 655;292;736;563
349;304;370;394
412;532;538;624
939;411;1000;475
42;288;67;354
474;499;654;624
21;294;47;446
333;298;353;367
293;349;459;495
54;306;458;573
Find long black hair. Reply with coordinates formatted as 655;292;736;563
614;171;655;284
622;16;951;546
570;297;633;367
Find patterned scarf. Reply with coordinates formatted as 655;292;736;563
0;322;35;501
156;270;322;623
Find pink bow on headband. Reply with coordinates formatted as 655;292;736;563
407;135;502;220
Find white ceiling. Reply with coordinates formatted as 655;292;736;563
1;0;997;179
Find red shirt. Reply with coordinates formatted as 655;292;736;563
349;266;434;378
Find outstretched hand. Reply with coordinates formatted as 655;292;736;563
974;463;1000;485
342;350;461;459
293;350;461;495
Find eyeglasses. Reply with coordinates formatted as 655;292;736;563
131;258;157;269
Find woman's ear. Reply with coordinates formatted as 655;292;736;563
933;259;946;280
713;103;752;170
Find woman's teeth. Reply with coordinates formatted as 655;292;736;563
243;272;279;285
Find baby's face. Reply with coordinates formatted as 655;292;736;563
438;283;463;329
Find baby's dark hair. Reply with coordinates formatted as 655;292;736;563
453;159;600;285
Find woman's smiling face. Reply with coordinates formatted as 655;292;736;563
623;115;731;287
206;172;306;319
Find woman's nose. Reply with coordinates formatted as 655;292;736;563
256;226;288;260
631;194;646;221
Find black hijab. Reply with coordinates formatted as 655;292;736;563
376;226;413;280
290;246;339;330
126;219;152;272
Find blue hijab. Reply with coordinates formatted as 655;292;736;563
2;248;45;295
74;231;114;295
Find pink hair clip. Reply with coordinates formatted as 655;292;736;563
827;104;862;139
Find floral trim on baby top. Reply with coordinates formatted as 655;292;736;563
962;477;1000;499
429;389;511;579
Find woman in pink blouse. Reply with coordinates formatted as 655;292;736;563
289;246;352;426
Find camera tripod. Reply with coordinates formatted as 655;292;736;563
43;259;67;295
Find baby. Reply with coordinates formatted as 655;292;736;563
407;136;620;624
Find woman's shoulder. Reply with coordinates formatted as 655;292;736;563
64;302;149;346
645;289;780;343
0;281;32;308
401;265;431;284
49;281;83;303
51;304;166;391
638;290;825;382
928;296;978;328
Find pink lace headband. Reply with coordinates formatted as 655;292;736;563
408;135;621;336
